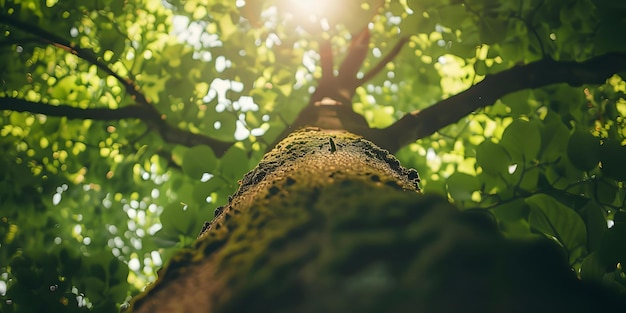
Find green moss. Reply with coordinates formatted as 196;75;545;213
131;129;625;313
203;128;421;238
208;174;481;311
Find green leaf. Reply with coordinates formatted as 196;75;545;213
109;257;129;286
580;252;606;281
496;38;524;62
600;140;626;181
109;284;129;304
500;119;542;162
49;76;76;99
475;140;511;175
150;231;180;248
613;211;626;225
539;116;569;162
596;181;617;205
192;181;212;205
473;59;488;76
182;145;218;180
526;193;587;254
500;90;533;116
480;17;508;44
81;277;107;302
567;130;600;171
518;166;539;192
206;112;239;141
582;201;608;252
160;202;198;235
98;26;126;58
446;172;480;201
220;145;250;181
598;223;626;267
218;12;237;40
594;18;626;54
437;5;468;29
491;198;529;222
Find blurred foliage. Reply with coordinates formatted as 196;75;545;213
0;0;626;311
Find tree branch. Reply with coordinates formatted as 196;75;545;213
337;28;371;83
0;14;153;110
358;36;409;85
319;39;334;82
0;97;145;119
371;52;626;153
0;14;234;156
0;97;234;156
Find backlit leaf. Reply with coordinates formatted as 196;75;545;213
500;119;542;162
446;172;480;201
526;194;587;254
475;140;510;175
182;145;218;180
567;130;600;171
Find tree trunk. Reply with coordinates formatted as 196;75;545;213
130;128;623;313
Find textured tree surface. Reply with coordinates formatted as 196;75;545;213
3;1;626;312
130;129;624;313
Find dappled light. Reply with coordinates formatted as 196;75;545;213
282;0;337;28
1;0;626;311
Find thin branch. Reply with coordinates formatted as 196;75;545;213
308;30;372;105
0;14;235;155
512;15;546;57
461;0;482;18
369;52;626;153
0;14;152;111
523;0;547;56
0;97;234;156
358;36;409;85
270;30;418;150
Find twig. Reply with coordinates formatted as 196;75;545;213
358;36;409;84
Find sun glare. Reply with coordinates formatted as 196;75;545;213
287;0;336;23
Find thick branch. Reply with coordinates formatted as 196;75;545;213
372;52;626;153
0;97;145;119
319;39;334;82
337;28;371;83
0;98;234;156
269;33;413;151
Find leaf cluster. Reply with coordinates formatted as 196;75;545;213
1;0;626;311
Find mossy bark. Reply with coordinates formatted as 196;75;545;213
130;129;623;313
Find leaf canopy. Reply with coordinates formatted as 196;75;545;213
1;0;626;311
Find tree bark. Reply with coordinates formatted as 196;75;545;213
130;128;623;313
